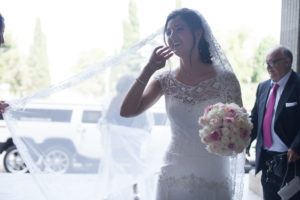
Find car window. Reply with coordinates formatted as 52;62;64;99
15;108;73;122
81;110;102;124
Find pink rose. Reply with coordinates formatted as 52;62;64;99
210;130;221;141
228;143;235;150
240;129;249;139
224;117;234;124
226;108;236;117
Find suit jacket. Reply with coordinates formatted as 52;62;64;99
250;71;300;174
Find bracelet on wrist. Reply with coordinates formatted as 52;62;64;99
145;63;158;74
136;78;147;86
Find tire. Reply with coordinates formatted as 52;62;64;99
3;145;28;173
43;146;72;173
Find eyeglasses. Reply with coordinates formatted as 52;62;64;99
264;57;286;68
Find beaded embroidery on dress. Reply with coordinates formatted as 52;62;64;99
155;65;242;200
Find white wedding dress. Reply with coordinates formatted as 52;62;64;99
155;65;243;200
1;13;245;199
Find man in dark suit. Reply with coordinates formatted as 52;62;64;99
248;45;300;200
0;13;9;114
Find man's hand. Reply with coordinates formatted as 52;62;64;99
246;148;250;157
287;149;300;163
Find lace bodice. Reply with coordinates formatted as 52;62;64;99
156;66;242;106
156;66;242;149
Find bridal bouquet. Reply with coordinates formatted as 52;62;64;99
198;103;252;156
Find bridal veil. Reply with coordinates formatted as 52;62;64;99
2;10;245;200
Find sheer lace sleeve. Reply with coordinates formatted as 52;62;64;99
221;70;243;107
154;71;172;94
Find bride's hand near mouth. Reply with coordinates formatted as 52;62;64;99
146;45;173;72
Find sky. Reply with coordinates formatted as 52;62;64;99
1;0;281;83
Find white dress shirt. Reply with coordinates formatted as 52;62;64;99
265;70;292;152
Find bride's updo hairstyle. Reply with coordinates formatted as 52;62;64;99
163;8;212;64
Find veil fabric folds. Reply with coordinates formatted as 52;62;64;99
3;28;171;200
2;13;244;200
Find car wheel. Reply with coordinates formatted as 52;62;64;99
44;146;72;173
3;145;28;173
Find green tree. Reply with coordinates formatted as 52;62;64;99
0;31;24;97
111;0;143;91
251;36;278;83
217;30;259;109
121;0;140;52
176;0;182;8
72;48;107;97
218;30;253;84
25;18;50;94
217;30;279;109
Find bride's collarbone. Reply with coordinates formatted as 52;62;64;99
176;69;217;86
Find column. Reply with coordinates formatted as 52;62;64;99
280;0;300;72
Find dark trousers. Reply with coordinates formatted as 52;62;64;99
261;150;300;200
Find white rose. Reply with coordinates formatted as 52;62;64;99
221;127;230;136
221;136;230;144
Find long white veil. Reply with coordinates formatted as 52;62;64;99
3;28;172;200
2;11;244;200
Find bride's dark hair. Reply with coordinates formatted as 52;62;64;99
163;8;212;64
0;13;4;31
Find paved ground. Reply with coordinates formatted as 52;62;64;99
0;152;262;200
243;174;263;200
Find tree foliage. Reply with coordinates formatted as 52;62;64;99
176;0;182;9
0;31;24;97
110;0;144;92
218;30;253;84
251;36;277;82
217;30;278;109
72;48;107;97
0;18;51;97
0;5;279;107
25;18;50;94
121;0;140;52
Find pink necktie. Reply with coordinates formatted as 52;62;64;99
263;83;279;148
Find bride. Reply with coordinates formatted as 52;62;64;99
121;8;243;200
1;8;245;200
